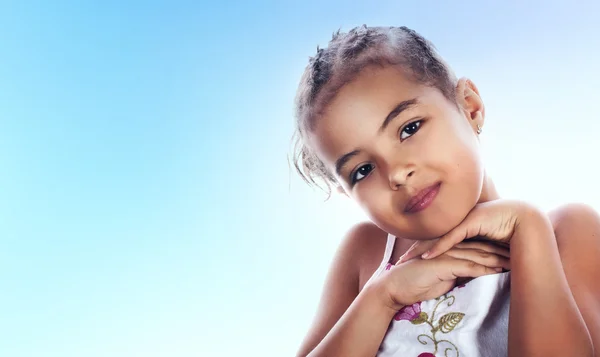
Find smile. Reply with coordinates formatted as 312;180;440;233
404;182;442;214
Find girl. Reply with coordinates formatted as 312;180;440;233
292;25;600;356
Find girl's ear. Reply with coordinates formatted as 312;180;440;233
456;77;485;132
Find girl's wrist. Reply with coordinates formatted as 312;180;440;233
365;276;404;317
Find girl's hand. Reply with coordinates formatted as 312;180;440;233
379;243;510;310
398;199;529;264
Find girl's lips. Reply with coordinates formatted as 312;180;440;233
404;182;442;213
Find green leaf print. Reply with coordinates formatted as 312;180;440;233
438;312;465;333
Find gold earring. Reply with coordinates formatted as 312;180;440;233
476;124;482;134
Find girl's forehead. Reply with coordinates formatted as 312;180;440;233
308;65;459;159
310;74;455;161
321;88;443;139
324;67;436;120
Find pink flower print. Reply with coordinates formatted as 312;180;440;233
418;353;436;357
394;302;422;321
385;263;392;271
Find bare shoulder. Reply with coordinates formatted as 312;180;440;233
547;202;600;261
339;222;389;292
548;203;600;246
546;202;600;277
341;222;417;291
294;221;387;356
547;203;600;347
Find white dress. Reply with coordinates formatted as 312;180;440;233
365;234;511;357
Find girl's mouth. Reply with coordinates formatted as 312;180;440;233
404;182;442;214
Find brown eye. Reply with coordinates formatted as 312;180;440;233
351;164;373;184
400;120;422;140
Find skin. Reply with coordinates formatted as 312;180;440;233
309;65;496;240
296;64;600;356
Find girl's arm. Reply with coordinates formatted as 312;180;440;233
295;223;396;357
296;223;507;357
300;281;398;357
508;204;597;356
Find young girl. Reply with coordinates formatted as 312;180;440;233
292;25;600;357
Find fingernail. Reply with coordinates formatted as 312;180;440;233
495;268;502;272
421;251;430;259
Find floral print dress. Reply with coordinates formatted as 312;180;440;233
366;235;511;357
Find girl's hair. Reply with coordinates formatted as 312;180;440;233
291;25;458;197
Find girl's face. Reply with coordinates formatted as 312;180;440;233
310;65;490;240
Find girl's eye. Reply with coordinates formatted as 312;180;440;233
400;120;422;140
351;164;373;184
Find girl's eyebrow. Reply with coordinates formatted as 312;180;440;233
335;149;360;177
334;98;419;177
379;98;419;133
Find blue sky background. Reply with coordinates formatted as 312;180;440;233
1;1;600;356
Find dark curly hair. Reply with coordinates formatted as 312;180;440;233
291;25;458;197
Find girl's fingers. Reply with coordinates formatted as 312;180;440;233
421;217;483;260
450;259;503;279
443;248;511;271
436;258;501;281
454;241;510;258
399;236;510;265
419;234;459;260
397;239;438;264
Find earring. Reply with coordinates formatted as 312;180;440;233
476;124;482;134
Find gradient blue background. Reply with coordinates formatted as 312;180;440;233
1;1;600;356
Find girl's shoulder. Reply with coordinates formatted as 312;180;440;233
546;203;600;347
548;202;600;235
546;202;600;282
339;222;413;292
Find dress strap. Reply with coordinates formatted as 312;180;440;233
364;233;397;287
381;233;396;267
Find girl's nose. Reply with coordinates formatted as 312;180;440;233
389;165;415;190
